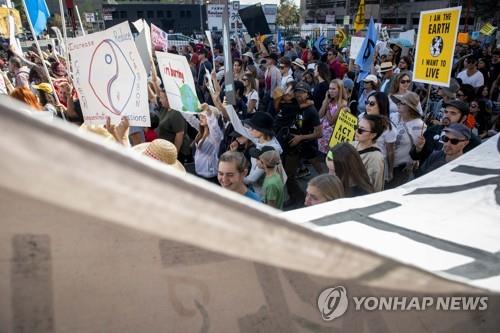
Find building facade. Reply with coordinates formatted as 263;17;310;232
300;0;474;29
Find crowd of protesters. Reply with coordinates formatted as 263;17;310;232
0;31;499;211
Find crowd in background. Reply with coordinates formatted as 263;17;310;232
0;31;499;210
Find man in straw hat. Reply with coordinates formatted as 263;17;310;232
291;58;305;81
133;139;186;172
378;61;396;94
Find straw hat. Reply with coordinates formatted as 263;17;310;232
133;139;186;172
378;61;396;73
292;58;306;70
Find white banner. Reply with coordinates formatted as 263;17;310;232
155;51;201;113
68;22;150;127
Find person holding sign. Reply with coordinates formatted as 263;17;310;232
387;91;426;188
318;79;348;156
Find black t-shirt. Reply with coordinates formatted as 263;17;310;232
312;81;329;111
296;104;320;137
274;102;299;130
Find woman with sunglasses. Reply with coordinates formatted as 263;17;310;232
352;115;387;192
318;79;348;158
388;72;421;114
361;92;397;182
469;100;491;139
387;91;426;188
325;143;374;197
242;73;259;115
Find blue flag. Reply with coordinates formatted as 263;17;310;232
314;36;328;55
25;0;51;36
355;17;377;82
277;30;284;55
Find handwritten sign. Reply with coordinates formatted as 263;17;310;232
151;23;168;52
329;109;358;148
413;7;461;87
155;51;201;113
68;22;150;126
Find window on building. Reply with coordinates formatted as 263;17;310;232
120;11;127;19
186;11;191;18
180;11;185;18
137;11;144;19
147;10;154;18
157;11;164;18
112;11;118;20
166;11;172;18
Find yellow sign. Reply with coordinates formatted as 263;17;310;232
480;23;497;36
413;6;461;87
0;8;22;38
329;109;358;148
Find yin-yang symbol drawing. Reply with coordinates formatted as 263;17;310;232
89;39;136;115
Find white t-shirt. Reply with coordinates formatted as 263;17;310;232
390;113;426;166
457;70;484;88
245;89;259;113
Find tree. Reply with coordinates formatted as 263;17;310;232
277;0;299;29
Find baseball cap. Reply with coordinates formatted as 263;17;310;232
249;146;276;159
294;81;311;93
443;99;469;116
443;123;471;140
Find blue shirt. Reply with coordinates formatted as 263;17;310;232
244;189;261;202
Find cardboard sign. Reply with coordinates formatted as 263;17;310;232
238;4;271;36
134;20;152;74
151;23;168;51
68;22;150;126
349;36;364;59
457;32;469;45
328;110;358;148
155;51;201;113
413;7;461;87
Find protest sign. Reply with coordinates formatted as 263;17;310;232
155;51;201;113
479;22;497;36
349;36;364;59
151;23;168;51
413;7;461;87
134;20;152;74
328;109;358;148
223;6;235;105
457;32;469;44
68;22;149;126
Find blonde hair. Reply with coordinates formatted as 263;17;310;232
330;79;348;109
308;174;344;201
259;150;287;184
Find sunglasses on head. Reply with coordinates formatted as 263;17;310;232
354;125;373;134
365;100;376;106
441;135;467;145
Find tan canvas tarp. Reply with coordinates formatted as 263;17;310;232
0;97;499;332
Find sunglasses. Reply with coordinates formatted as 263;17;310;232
456;93;465;97
441;135;467;145
400;79;411;84
365;100;377;106
354;125;373;134
279;66;286;69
